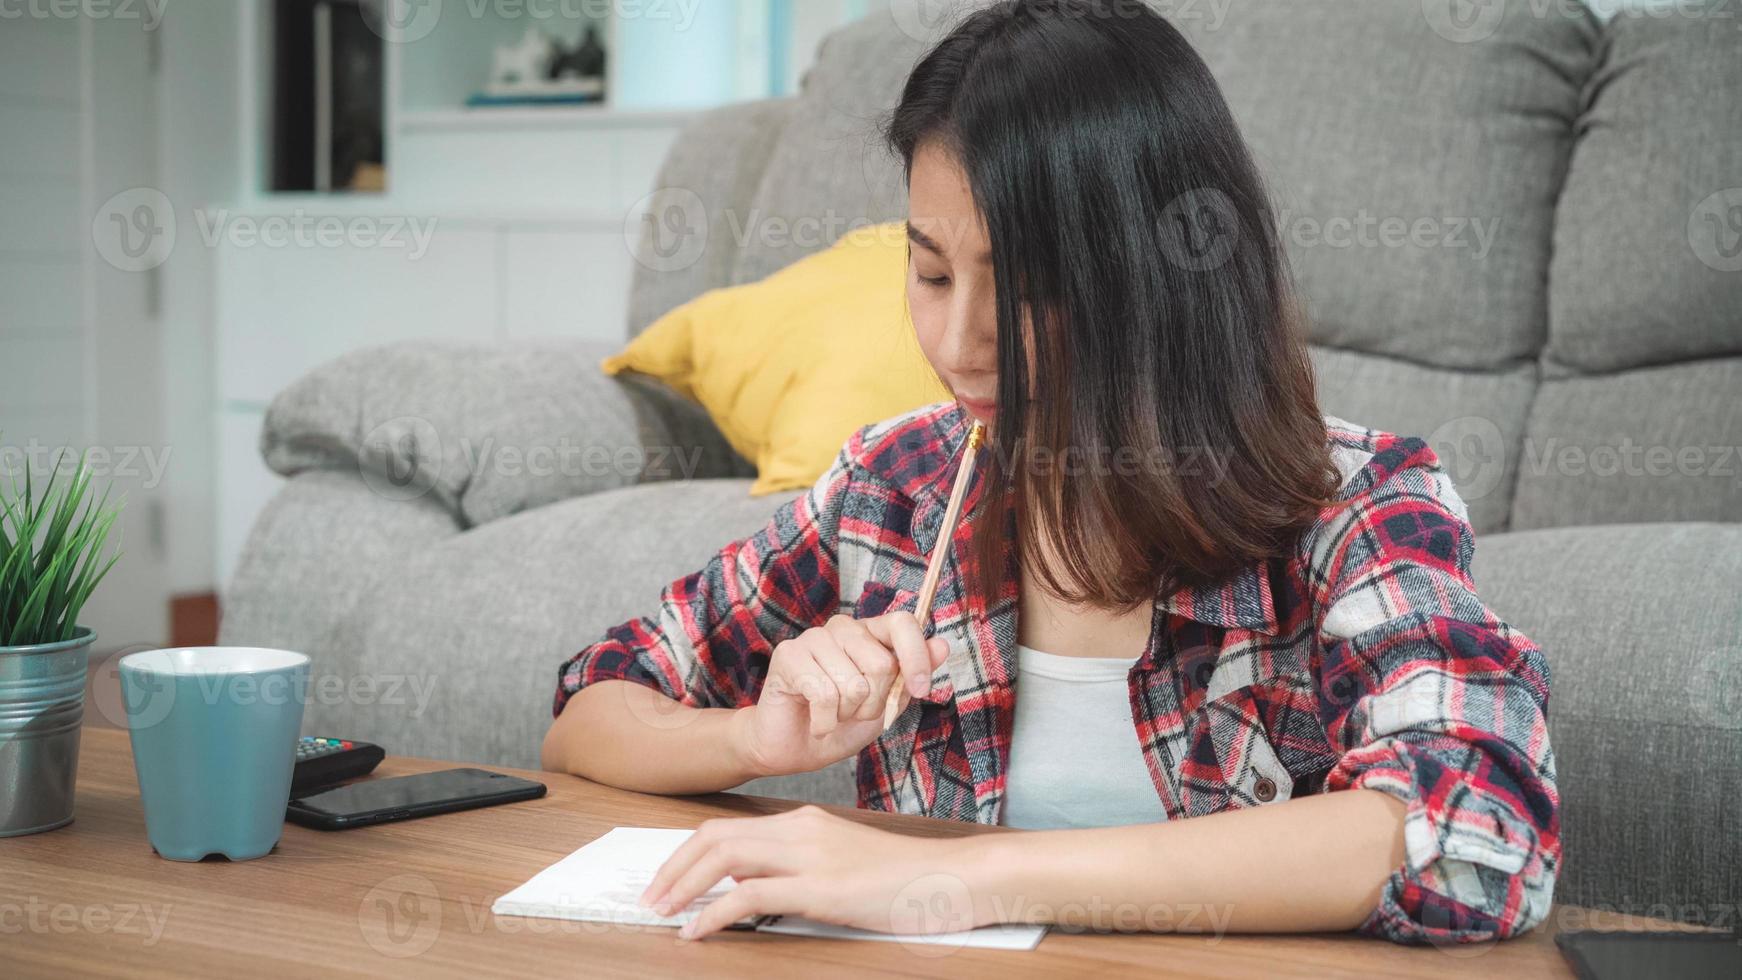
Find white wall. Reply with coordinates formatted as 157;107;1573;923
0;14;169;651
157;0;243;596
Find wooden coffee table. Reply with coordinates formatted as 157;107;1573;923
0;727;1695;978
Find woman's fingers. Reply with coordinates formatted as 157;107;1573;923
650;836;788;918
680;876;808;941
640;813;794;909
826;617;901;721
806;639;867;731
780;634;841;738
864;612;936;698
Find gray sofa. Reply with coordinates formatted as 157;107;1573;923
224;2;1740;922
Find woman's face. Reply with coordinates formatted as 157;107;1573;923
906;142;1024;430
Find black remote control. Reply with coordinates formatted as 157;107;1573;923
292;736;386;795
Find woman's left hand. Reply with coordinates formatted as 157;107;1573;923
639;804;981;941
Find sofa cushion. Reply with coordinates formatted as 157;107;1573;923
1311;347;1536;534
1471;523;1740;915
745;2;1599;373
1546;6;1742;373
605;223;948;496
731;15;923;286
1510;358;1742;531
1173;0;1598;370
627;98;799;336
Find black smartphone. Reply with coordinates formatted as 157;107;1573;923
1556;930;1740;980
286;767;547;830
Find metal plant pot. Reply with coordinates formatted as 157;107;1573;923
0;626;95;836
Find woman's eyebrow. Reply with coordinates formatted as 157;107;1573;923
907;223;946;255
908;223;992;264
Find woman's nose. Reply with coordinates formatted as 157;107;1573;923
934;302;996;379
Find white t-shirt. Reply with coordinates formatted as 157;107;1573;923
998;643;1170;830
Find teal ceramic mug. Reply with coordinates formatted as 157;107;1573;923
117;647;309;861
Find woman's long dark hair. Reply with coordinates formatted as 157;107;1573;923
886;0;1344;610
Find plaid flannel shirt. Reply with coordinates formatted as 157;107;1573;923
555;402;1560;944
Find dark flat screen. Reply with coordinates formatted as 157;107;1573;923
291;768;543;819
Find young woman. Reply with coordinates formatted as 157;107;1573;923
542;0;1558;946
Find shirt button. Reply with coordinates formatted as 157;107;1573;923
1253;777;1277;802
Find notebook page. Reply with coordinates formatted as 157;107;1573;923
757;915;1047;950
492;827;756;929
491;826;1047;949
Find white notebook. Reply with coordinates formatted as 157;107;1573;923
492;827;1047;951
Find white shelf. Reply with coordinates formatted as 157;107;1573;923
397;105;697;133
217;194;634;228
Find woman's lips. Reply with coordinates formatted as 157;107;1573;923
959;397;996;421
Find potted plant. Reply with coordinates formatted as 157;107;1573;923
0;445;122;836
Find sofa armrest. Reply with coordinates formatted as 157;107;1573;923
262;339;752;528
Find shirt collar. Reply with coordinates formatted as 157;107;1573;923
910;402;1281;637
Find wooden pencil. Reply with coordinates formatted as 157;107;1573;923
880;419;986;731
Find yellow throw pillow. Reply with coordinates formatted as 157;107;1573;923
601;222;951;495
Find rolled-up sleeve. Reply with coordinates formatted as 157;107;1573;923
553;427;864;717
1306;435;1560;944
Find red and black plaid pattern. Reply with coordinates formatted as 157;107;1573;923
555;402;1560;944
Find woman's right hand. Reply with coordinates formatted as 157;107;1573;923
734;612;950;779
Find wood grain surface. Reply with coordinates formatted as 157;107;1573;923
0;727;1697;978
